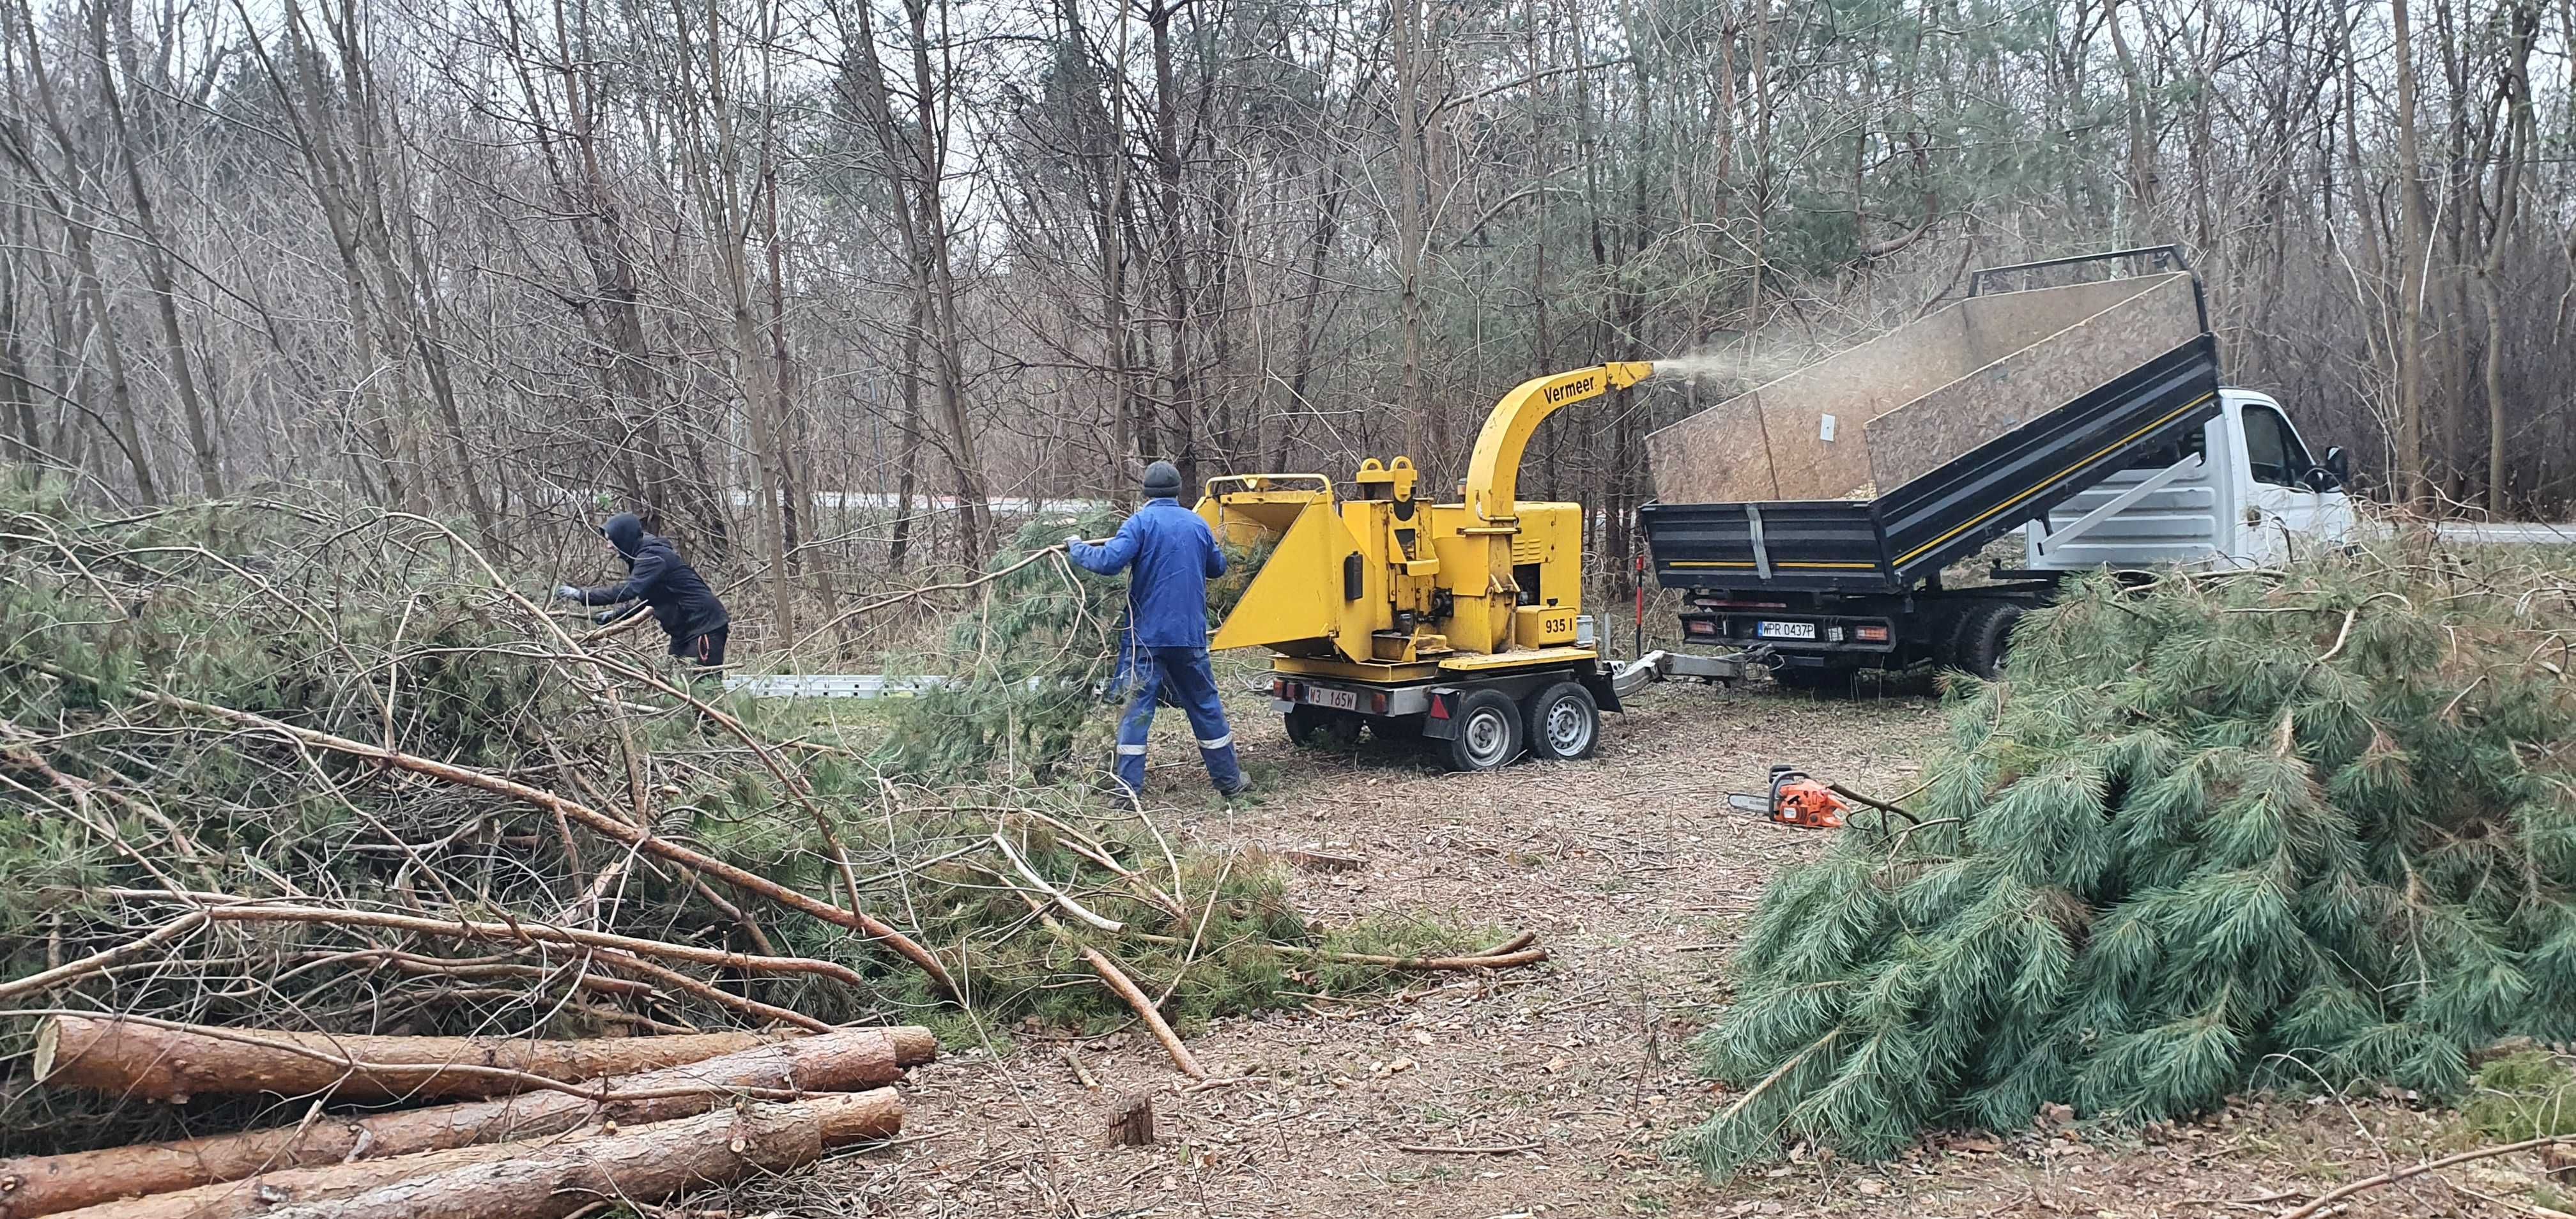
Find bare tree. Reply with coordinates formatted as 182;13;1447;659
5;0;2575;644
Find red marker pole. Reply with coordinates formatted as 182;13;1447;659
1632;551;1646;657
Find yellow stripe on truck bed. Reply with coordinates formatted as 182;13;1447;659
1666;560;1882;571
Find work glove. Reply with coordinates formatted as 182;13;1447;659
592;609;620;625
1064;535;1084;549
553;584;581;602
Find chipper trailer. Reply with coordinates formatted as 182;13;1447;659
1195;362;1731;772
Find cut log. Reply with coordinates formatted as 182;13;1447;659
52;1091;903;1219
40;1091;903;1219
33;1015;797;1103
0;1026;933;1219
1105;1093;1155;1147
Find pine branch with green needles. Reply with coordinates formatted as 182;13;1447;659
1681;536;2576;1179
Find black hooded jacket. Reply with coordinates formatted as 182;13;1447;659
572;514;729;650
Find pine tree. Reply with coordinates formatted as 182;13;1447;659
1682;540;2576;1177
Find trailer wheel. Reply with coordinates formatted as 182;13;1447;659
1956;602;2026;680
1522;682;1599;762
1285;705;1361;749
1441;689;1524;772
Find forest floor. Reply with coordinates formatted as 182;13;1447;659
789;678;2523;1219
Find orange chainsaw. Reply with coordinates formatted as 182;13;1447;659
1727;765;1848;829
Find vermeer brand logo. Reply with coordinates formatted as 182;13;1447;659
1544;375;1600;405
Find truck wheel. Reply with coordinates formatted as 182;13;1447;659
1285;705;1361;749
1442;689;1524;772
1956;602;2026;680
1522;681;1599;761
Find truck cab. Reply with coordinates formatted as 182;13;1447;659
2026;389;2356;571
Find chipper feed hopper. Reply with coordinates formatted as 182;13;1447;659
1198;363;1657;771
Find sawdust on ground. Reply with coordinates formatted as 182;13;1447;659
776;680;2524;1218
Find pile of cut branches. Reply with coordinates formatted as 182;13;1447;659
869;514;1127;783
1682;535;2576;1177
0;486;1537;1159
867;515;1276;785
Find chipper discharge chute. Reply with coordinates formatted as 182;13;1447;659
1196;362;1662;772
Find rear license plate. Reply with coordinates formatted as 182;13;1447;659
1306;687;1360;711
1757;620;1818;640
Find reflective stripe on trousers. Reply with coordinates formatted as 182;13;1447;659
1114;645;1242;795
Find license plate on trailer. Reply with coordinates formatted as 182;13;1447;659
1757;620;1818;640
1305;687;1360;711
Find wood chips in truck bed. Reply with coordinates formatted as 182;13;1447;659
1645;273;2202;505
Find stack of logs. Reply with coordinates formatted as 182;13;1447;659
1;1015;932;1219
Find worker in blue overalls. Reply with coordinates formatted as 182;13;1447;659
1067;460;1250;799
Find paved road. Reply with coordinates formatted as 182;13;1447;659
2430;521;2576;546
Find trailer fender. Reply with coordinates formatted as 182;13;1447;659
1582;670;1624;714
1421;686;1468;740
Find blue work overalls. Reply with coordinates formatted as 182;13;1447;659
1068;499;1245;795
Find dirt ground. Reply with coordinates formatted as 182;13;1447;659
788;680;2545;1218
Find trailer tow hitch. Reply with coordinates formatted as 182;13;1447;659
1609;648;1756;697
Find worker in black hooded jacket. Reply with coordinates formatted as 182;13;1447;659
555;512;731;668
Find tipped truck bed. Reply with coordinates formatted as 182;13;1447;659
1642;333;2222;594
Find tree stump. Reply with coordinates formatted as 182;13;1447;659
1105;1093;1155;1147
2545;1144;2576;1180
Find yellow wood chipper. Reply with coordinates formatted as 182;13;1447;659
1195;362;1675;771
